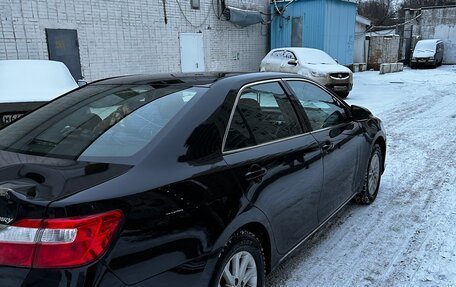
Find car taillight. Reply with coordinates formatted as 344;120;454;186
0;210;123;268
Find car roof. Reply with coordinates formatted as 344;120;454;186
90;72;302;87
0;60;78;103
271;47;322;53
416;39;442;44
268;47;337;64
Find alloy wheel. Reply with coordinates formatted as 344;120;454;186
218;251;258;287
368;153;381;195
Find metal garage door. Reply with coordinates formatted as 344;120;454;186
46;29;82;80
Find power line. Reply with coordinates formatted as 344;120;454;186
365;11;422;32
175;0;211;28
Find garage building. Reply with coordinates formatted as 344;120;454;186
0;0;269;81
270;0;357;66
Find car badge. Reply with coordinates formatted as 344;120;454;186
0;216;13;224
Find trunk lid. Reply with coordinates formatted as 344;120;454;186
0;149;131;224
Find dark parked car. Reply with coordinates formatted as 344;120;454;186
0;72;386;287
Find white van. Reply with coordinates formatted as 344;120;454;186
410;39;444;68
0;60;78;126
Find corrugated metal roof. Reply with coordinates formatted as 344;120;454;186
356;15;372;26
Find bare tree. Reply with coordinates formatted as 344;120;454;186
359;0;456;27
397;0;456;20
358;0;397;26
400;0;456;9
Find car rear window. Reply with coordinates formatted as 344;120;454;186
0;84;206;162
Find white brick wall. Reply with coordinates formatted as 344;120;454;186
0;0;269;81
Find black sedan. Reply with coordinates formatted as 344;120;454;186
0;72;386;287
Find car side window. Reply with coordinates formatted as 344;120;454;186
224;82;303;151
286;80;349;130
271;50;296;60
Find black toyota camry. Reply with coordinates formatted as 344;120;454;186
0;72;386;287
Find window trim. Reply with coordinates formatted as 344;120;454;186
221;79;309;155
281;77;353;132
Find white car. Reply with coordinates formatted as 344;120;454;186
0;60;78;126
260;47;353;98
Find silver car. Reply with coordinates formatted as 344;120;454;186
260;47;353;98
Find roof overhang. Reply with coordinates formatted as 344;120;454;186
356;15;371;26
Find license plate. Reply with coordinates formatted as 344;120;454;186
2;113;24;125
333;86;348;91
418;59;426;63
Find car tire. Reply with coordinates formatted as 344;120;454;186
355;144;383;205
337;91;349;99
211;230;265;287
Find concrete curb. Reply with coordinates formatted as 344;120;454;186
350;63;367;72
380;63;404;74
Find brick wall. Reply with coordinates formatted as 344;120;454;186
0;0;269;81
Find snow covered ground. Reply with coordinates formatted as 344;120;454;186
267;65;456;287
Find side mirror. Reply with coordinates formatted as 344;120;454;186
288;59;298;66
351;105;372;121
77;80;88;87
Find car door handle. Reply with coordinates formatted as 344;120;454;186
321;141;334;152
245;166;267;182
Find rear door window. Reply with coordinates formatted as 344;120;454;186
224;81;303;151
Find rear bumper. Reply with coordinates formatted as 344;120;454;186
0;255;216;286
0;266;30;286
0;262;121;287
